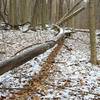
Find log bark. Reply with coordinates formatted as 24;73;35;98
0;41;55;75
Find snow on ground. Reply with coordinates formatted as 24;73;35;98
0;27;100;100
0;27;56;99
31;31;100;100
0;48;53;98
40;49;100;100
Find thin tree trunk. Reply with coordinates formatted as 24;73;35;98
89;0;97;64
41;0;46;28
52;0;57;23
66;0;71;27
55;0;63;26
31;0;39;28
48;0;52;24
19;0;27;24
0;0;1;21
8;0;17;28
25;0;32;22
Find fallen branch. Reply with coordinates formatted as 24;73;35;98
56;0;84;25
57;7;85;26
64;44;73;51
69;37;89;45
0;87;27;90
69;88;100;96
75;29;90;33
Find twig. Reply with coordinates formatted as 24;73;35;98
0;87;28;90
64;44;73;51
69;37;89;45
54;61;67;64
69;88;100;96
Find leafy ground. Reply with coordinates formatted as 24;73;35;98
0;26;100;100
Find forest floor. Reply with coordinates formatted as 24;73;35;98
0;26;100;100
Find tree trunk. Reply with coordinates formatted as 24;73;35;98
41;0;46;28
19;0;27;24
26;0;32;22
8;0;17;28
48;0;52;24
31;0;39;28
0;0;1;21
56;0;63;22
89;0;97;64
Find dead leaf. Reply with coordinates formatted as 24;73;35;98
32;95;40;100
9;94;15;99
80;79;84;86
63;79;71;86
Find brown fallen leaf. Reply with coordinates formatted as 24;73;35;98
80;79;84;86
14;91;24;95
63;79;71;86
57;79;71;89
32;95;40;100
8;94;16;100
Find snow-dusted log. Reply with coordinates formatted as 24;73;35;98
0;26;73;75
0;41;55;75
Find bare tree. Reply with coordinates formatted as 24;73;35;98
0;0;1;21
31;0;42;28
41;0;46;28
48;0;52;24
66;0;71;27
8;0;17;28
19;0;27;24
58;0;63;20
89;0;97;64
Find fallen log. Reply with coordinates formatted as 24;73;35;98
0;41;55;75
0;25;73;75
0;6;85;75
